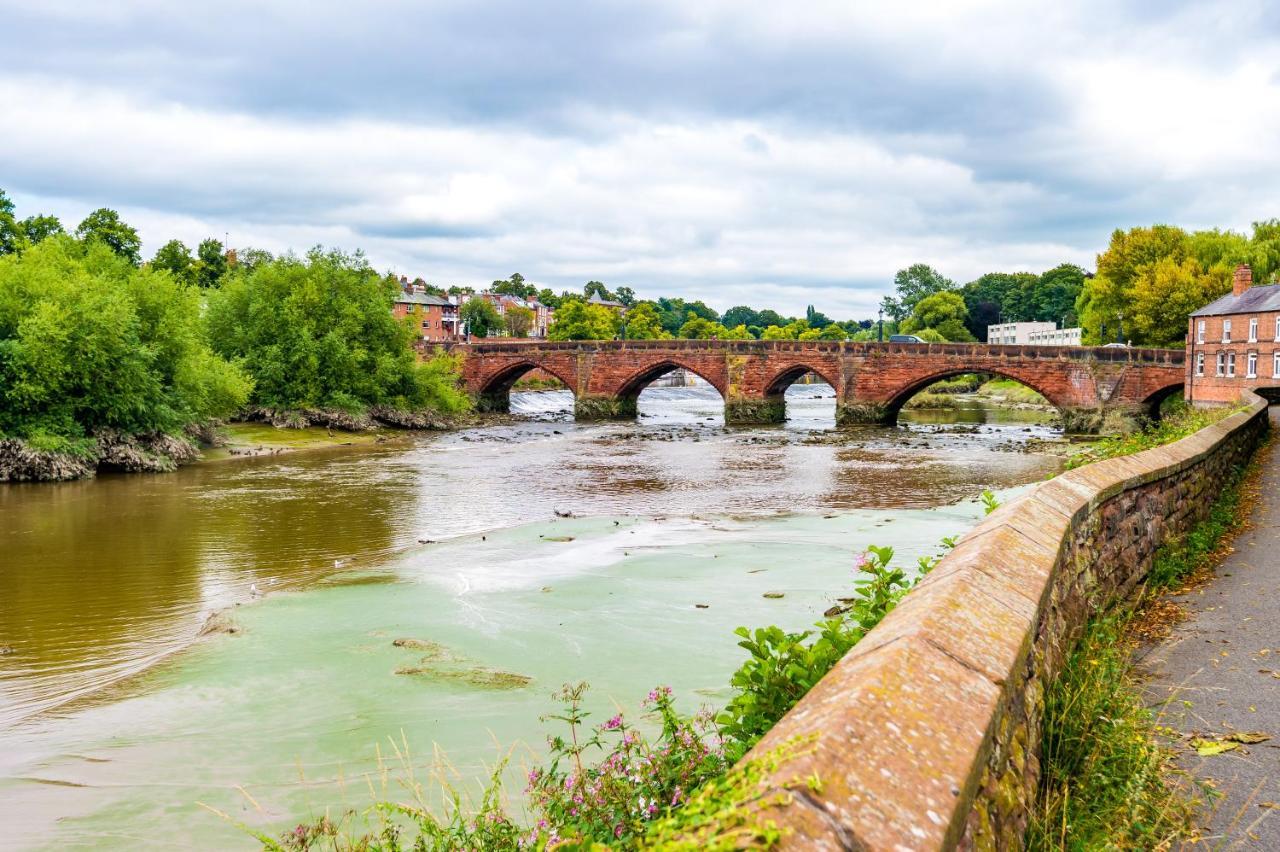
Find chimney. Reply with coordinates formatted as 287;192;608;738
1233;264;1253;297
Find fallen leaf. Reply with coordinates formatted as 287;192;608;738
1224;732;1270;744
1191;738;1240;756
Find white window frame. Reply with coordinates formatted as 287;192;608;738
1195;351;1205;376
1249;317;1258;342
1274;351;1280;379
1247;351;1258;378
1275;316;1280;342
1216;351;1226;376
1227;351;1237;378
1197;319;1205;344
1223;319;1232;343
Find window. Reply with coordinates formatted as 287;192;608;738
1248;352;1258;378
1249;317;1258;342
1275;316;1280;342
1274;351;1280;379
1223;319;1232;342
1216;352;1226;376
422;320;429;329
1197;319;1205;343
1195;352;1205;376
1227;351;1236;378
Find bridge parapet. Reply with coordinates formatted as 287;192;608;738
447;340;1185;432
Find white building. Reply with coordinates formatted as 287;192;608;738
987;321;1056;344
1026;326;1083;346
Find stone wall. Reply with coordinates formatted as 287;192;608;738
745;392;1270;850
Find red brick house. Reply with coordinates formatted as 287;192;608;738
1187;264;1280;405
393;288;460;343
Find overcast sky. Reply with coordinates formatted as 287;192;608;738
2;1;1278;317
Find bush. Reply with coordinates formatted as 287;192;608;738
0;237;251;442
206;248;468;418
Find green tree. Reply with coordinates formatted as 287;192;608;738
722;305;760;328
205;248;467;416
621;301;668;339
584;280;615;302
805;305;833;329
75;208;142;264
0;189;20;255
504;305;535;338
548;299;620;340
761;319;809;340
152;239;195;285
614;286;636;307
0;237;251;446
900;291;975;341
883;264;955;321
535;287;562;309
461;297;503;338
1032;264;1087;327
196;238;228;288
21;214;64;245
493;273;536;299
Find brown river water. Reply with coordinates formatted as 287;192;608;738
0;385;1060;849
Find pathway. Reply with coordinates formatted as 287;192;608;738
1141;407;1280;848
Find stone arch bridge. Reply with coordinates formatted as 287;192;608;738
451;340;1185;432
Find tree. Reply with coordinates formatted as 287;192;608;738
761;319;809;340
0;236;252;445
493;273;536;299
152;239;195;285
461;297;503;338
548;299;620;340
756;309;786;328
205;248;467;416
900;291;975;341
20;214;64;244
233;247;275;271
614;286;636;307
656;297;719;335
504;305;534;338
584;280;615;302
722;305;759;329
75;208;142;264
805;305;833;329
621;301;668;339
883;264;955;321
1127;256;1230;347
1032;264;1087;327
536;287;562;309
0;189;20;255
196;238;228;288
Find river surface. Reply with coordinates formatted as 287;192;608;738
0;385;1060;849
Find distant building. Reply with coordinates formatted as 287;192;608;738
1026;326;1083;346
987;321;1056;344
1187;264;1280;405
469;292;554;338
587;293;628;312
393;279;460;343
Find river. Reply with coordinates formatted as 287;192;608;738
0;385;1060;849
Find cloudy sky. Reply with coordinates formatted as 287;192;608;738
2;1;1278;317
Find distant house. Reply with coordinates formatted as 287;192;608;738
587;293;628;312
987;321;1057;345
393;281;460;343
1187;264;1280;405
1025;326;1083;346
472;292;554;338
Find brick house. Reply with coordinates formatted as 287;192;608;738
393;286;460;343
471;292;554;338
1187;264;1280;405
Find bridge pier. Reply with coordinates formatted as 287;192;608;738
574;394;636;421
724;397;786;425
835;401;893;427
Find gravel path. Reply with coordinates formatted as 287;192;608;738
1140;408;1280;849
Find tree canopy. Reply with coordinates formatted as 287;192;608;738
0;237;251;448
205;248;467;415
900;291;975;341
461;297;502;338
548;299;620;340
74;208;142;265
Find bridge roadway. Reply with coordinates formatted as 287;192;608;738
450;339;1186;432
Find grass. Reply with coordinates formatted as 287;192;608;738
1062;401;1240;471
902;391;958;409
1028;430;1263;850
976;377;1050;405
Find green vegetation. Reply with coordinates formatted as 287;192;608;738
205;248;469;421
900;291;976;341
548;298;621;340
976;378;1050;406
1030;447;1256;849
1062;401;1237;471
1076;222;1280;346
460;296;502;338
0;237;251;453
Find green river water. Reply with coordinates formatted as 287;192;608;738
0;385;1060;849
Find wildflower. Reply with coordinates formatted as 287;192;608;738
853;550;874;573
603;714;623;731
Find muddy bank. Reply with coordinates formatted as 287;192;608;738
0;430;202;483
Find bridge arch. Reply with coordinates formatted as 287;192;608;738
474;360;576;413
879;368;1064;425
610;359;727;417
760;364;840;424
1142;381;1185;417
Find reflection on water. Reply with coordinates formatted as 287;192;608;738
0;384;1062;849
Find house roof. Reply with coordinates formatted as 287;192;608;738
587;293;627;308
395;291;454;307
1191;283;1280;317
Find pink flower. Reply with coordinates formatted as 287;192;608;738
603;714;623;731
853;551;874;573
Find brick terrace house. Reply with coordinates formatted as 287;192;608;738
1187;264;1280;405
474;292;554;338
393;283;460;344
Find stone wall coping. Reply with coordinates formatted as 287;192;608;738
746;393;1268;850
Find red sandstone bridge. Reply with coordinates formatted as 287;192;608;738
453;340;1186;431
